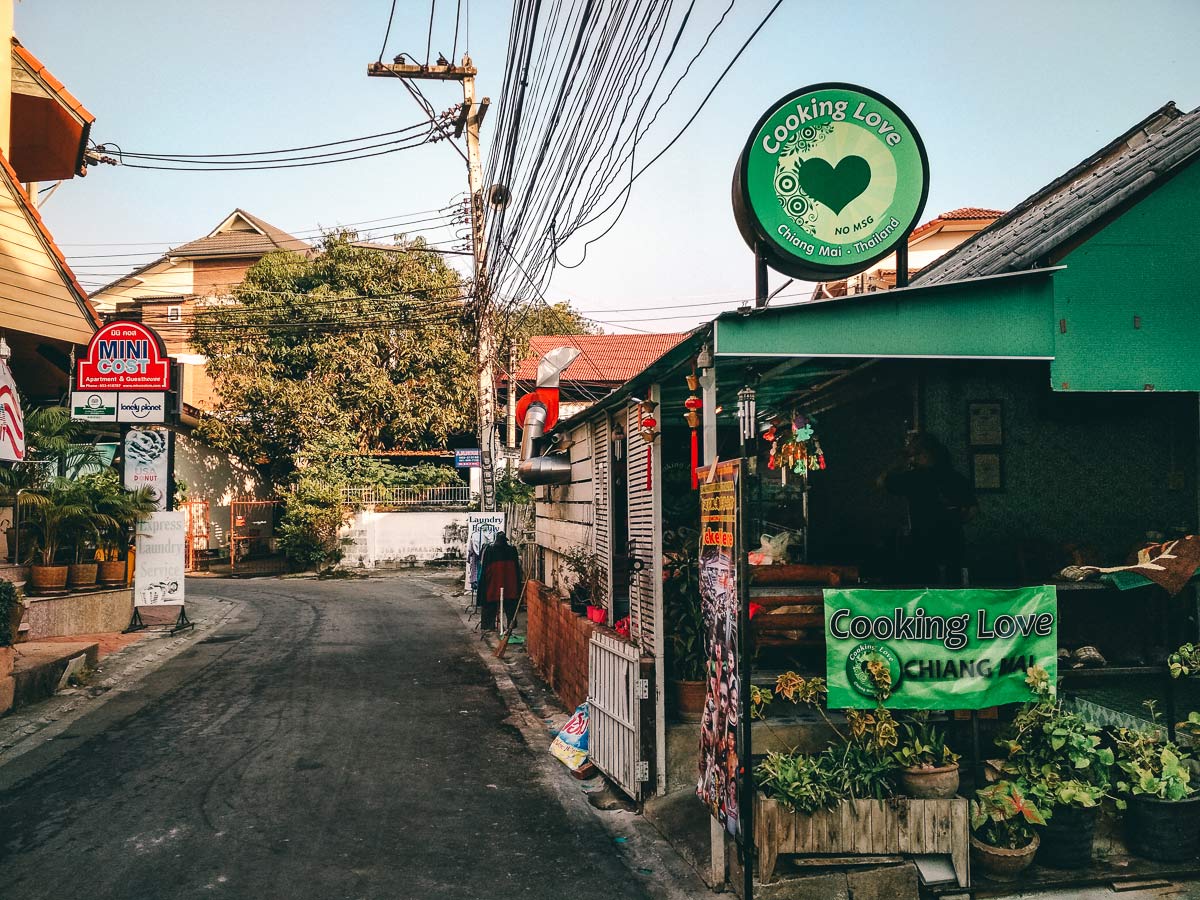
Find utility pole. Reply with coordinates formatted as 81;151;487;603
368;56;497;510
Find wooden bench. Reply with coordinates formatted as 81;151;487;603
750;564;859;650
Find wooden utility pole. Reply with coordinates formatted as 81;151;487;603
368;57;497;510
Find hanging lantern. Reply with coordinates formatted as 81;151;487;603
637;399;660;492
684;376;703;489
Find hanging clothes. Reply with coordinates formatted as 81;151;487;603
477;532;522;630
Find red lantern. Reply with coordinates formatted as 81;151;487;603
684;396;702;411
641;416;657;430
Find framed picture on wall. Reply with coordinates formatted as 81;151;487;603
969;401;1004;446
972;451;1004;492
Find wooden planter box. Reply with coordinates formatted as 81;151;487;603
755;793;970;888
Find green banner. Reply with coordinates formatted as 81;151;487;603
824;587;1058;709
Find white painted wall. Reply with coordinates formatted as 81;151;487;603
174;433;267;550
340;510;469;569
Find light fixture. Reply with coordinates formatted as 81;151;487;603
0;335;10;361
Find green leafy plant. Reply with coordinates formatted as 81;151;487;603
750;684;774;720
1168;643;1200;680
971;781;1047;849
86;470;156;560
664;526;705;681
894;713;961;770
995;666;1112;813
495;468;534;507
278;475;352;573
1113;701;1196;806
559;544;607;608
18;478;107;566
0;579;20;647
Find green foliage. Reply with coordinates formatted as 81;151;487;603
894;713;961;770
0;579;19;647
995;668;1112;814
82;470;157;558
0;406;108;495
495;469;534;507
192;235;475;487
1113;701;1196;805
971;781;1047;849
558;544;606;607
19;478;110;565
664;525;705;681
1168;643;1200;679
278;474;351;573
502;300;598;363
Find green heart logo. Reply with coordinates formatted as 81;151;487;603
795;156;871;215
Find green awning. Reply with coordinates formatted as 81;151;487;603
713;269;1058;361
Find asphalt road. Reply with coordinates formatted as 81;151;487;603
0;575;657;900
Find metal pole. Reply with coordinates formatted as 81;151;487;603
737;457;754;900
754;244;769;308
895;241;910;289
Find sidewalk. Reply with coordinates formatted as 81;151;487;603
0;590;240;766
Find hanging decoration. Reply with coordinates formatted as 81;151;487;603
638;399;659;492
771;411;826;476
684;370;702;489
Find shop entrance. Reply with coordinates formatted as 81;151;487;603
230;499;286;576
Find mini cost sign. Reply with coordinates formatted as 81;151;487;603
733;83;929;280
77;321;171;391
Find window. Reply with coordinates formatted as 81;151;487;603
167;305;182;323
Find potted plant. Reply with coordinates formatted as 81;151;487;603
560;544;605;616
19;480;92;594
1114;701;1200;861
893;713;961;799
970;780;1046;881
663;526;707;720
996;665;1112;867
91;472;155;586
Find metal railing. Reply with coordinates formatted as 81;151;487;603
341;485;473;508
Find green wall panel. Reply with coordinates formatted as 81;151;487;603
1053;159;1200;391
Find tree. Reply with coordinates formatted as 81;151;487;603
191;234;476;486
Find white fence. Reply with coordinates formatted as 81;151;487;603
341;485;472;508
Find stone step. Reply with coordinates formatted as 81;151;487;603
10;640;99;711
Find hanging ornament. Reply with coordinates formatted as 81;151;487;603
684;379;702;489
637;400;659;492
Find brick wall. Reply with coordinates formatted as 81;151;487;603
525;579;597;710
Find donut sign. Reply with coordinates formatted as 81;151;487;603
77;321;171;391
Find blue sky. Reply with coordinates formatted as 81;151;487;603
18;0;1200;332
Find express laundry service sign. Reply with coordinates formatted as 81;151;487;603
733;83;929;281
824;587;1057;709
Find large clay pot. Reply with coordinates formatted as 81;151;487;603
970;833;1039;882
671;679;707;722
68;562;99;590
99;559;128;586
1037;803;1098;868
29;564;68;594
900;763;960;799
1126;794;1200;862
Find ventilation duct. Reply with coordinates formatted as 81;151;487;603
516;346;580;485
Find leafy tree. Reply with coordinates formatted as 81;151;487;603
500;299;599;362
192;235;475;486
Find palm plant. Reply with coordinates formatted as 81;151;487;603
18;479;95;566
88;471;156;560
0;406;109;496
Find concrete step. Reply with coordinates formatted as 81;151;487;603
10;640;99;711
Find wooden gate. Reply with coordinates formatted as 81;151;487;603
230;498;286;575
587;631;646;800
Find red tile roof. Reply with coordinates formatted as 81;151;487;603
513;333;689;385
909;207;1005;241
11;39;95;124
0;151;99;329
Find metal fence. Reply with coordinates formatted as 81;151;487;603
341;485;473;508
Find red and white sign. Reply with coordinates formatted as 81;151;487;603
0;359;25;461
77;321;171;391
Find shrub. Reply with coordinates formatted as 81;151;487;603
278;477;351;573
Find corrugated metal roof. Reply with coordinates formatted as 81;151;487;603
916;102;1196;285
513;333;689;384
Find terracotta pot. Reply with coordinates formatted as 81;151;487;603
99;559;128;586
970;832;1039;881
68;562;99;590
29;564;69;594
1126;794;1200;862
900;763;960;799
671;679;707;722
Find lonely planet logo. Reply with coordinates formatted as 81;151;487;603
121;396;163;419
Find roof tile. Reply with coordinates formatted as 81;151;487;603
513;333;689;385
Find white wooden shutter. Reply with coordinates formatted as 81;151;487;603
626;388;663;657
592;416;612;615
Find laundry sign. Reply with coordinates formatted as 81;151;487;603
134;510;186;606
732;83;929;281
824;586;1057;710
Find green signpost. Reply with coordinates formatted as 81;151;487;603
732;83;929;281
824;586;1058;709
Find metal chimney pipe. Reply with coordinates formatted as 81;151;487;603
517;400;571;485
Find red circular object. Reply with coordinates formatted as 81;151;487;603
641;417;657;429
515;388;560;430
684;396;702;410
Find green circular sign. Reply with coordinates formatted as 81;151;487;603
733;83;929;281
845;641;904;699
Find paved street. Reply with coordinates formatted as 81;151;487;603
0;575;662;900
